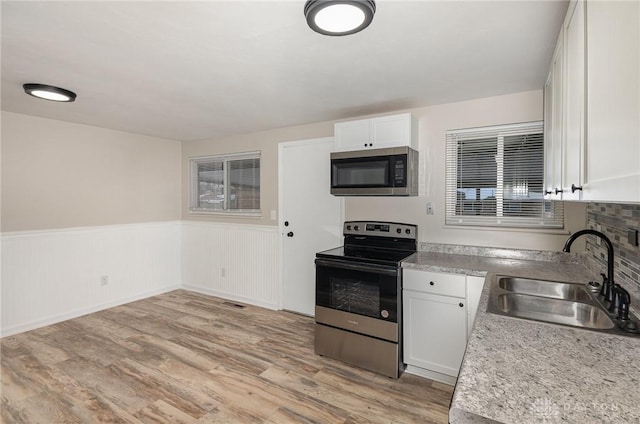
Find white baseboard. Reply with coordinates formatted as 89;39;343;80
182;284;279;311
0;285;180;338
404;364;457;386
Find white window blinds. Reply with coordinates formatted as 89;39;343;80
445;122;564;228
190;152;260;213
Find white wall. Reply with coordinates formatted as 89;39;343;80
1;222;182;336
1;221;282;336
181;221;280;310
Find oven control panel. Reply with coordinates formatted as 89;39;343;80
343;221;417;239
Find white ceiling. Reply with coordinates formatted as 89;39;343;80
1;1;568;142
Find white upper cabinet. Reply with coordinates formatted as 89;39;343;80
563;0;586;200
334;113;418;152
544;26;565;200
584;0;640;202
544;0;640;202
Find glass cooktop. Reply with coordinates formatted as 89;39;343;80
316;245;416;266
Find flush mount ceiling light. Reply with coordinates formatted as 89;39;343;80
304;0;376;36
23;83;76;102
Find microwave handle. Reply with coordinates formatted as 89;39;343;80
315;258;398;276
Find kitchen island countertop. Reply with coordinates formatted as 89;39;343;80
402;251;640;424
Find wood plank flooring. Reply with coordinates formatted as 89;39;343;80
1;290;453;423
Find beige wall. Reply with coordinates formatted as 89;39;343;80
1;112;182;232
347;90;588;251
182;90;587;252
2;90;585;250
181;121;334;226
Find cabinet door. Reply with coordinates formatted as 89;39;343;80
370;113;416;149
563;0;586;200
403;290;467;377
584;0;640;202
544;29;564;200
550;39;565;199
544;72;554;198
334;113;417;152
334;119;371;152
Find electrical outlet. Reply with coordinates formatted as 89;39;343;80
426;202;434;215
100;275;109;286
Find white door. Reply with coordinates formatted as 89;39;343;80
279;137;343;316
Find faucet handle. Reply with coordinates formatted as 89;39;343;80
614;286;631;321
599;273;609;297
608;284;621;312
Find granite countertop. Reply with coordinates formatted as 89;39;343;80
403;251;640;424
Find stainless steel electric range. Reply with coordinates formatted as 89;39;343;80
314;221;417;378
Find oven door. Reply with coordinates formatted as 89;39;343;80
315;257;400;341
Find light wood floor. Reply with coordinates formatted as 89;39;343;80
1;290;453;423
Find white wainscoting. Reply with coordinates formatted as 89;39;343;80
1;221;182;337
181;221;280;310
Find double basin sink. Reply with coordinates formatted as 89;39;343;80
487;276;638;335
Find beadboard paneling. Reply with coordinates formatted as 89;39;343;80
1;222;181;336
181;221;280;310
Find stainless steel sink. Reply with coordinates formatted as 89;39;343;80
486;275;640;336
498;276;592;301
490;293;615;330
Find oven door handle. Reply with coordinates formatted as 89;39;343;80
315;258;398;276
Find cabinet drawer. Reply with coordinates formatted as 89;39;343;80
403;269;466;297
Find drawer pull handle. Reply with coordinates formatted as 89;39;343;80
459;303;464;308
429;281;435;286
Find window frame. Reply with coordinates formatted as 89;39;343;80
445;121;564;229
189;151;261;216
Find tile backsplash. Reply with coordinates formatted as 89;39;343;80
587;202;640;295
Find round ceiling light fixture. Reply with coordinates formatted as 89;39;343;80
23;83;76;102
304;0;376;36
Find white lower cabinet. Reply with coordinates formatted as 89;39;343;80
402;269;484;384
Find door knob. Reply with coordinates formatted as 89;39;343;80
287;232;294;237
284;221;289;227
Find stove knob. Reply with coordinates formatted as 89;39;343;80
354;225;359;231
396;228;402;234
346;225;352;231
405;228;411;234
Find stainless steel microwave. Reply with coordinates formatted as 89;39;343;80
330;146;418;196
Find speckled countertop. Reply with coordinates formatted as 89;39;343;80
403;251;640;424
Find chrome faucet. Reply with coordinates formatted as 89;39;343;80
562;229;615;301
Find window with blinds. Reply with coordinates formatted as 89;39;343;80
190;152;260;214
445;122;563;228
